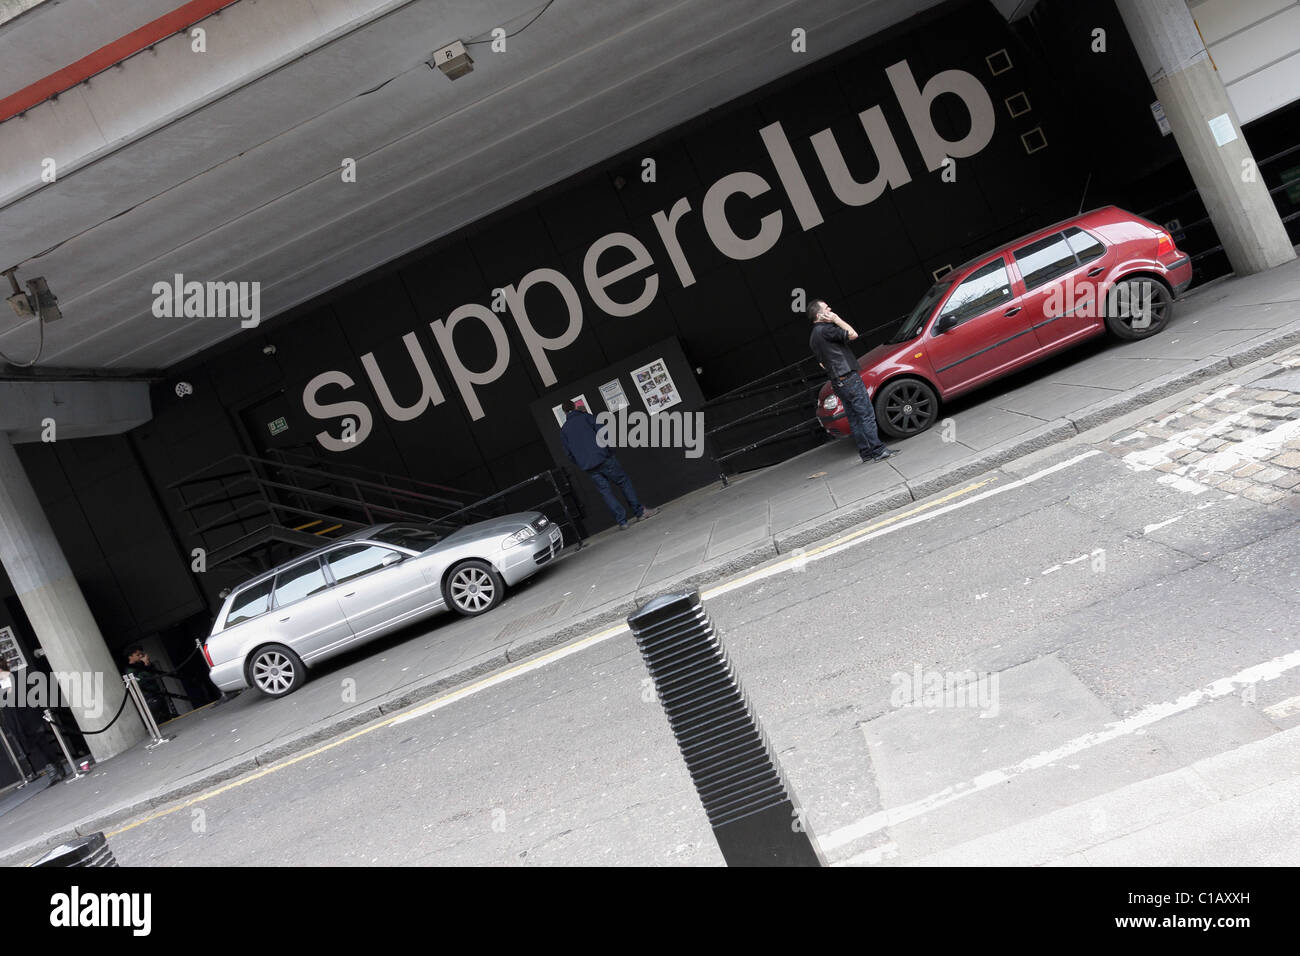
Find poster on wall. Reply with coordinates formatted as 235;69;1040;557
551;394;591;427
598;378;629;412
631;358;681;415
0;627;26;672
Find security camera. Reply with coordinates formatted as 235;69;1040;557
3;270;61;321
6;290;34;318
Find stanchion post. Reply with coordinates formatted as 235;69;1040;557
0;724;33;786
123;673;171;748
626;590;824;866
41;709;84;782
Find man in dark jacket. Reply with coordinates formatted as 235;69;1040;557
124;647;181;724
808;298;898;463
560;400;659;530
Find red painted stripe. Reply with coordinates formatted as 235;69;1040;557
0;0;241;123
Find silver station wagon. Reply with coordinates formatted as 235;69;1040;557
203;513;563;698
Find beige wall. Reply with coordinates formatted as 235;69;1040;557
1189;0;1300;122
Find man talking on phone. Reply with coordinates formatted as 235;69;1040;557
808;298;898;463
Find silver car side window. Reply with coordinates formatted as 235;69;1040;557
272;559;329;608
224;579;274;629
325;545;402;586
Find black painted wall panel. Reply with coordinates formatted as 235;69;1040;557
5;0;1219;641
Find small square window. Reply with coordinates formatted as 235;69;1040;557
932;264;952;281
986;49;1013;75
1005;91;1031;118
1021;127;1048;154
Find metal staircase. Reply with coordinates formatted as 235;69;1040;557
170;452;586;577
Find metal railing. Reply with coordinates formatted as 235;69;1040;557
1137;142;1300;266
701;355;827;485
170;451;587;570
700;313;906;484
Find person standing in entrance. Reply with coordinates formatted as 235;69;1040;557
560;400;659;530
808;299;899;463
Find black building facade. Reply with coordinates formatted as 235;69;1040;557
2;0;1296;697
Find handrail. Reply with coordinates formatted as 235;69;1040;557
706;381;827;437
702;354;821;408
173;453;484;519
173;443;589;571
265;448;476;500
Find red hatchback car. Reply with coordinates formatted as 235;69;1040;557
817;206;1193;440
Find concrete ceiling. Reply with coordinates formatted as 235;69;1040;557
0;0;942;373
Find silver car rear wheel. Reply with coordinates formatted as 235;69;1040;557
445;560;505;616
248;644;306;698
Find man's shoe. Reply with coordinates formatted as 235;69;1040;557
869;447;900;461
636;506;659;521
618;521;629;530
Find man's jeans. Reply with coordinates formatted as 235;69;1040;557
587;455;644;525
831;372;887;459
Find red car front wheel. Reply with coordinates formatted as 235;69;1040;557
875;378;938;439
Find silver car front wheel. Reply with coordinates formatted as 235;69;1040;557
445;560;505;616
248;644;306;698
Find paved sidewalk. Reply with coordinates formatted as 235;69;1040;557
3;256;1300;865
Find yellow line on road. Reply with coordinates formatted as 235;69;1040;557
107;476;995;839
106;624;630;837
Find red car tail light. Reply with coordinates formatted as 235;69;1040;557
202;643;214;668
1156;231;1175;255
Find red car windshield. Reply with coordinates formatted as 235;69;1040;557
888;280;951;343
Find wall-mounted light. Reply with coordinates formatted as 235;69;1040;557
428;40;473;80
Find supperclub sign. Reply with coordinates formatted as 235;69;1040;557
304;59;997;452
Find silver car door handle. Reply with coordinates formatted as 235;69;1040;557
343;592;356;598
279;616;291;622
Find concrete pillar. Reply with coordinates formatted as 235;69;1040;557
1115;0;1295;276
0;432;145;760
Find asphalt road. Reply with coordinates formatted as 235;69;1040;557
103;426;1300;866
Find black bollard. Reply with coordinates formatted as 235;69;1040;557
627;590;824;866
32;832;119;867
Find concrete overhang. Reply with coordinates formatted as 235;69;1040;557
0;378;152;441
0;0;945;373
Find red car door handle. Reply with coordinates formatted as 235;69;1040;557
1088;267;1104;277
1004;307;1022;316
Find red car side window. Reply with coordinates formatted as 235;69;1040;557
939;259;1013;324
